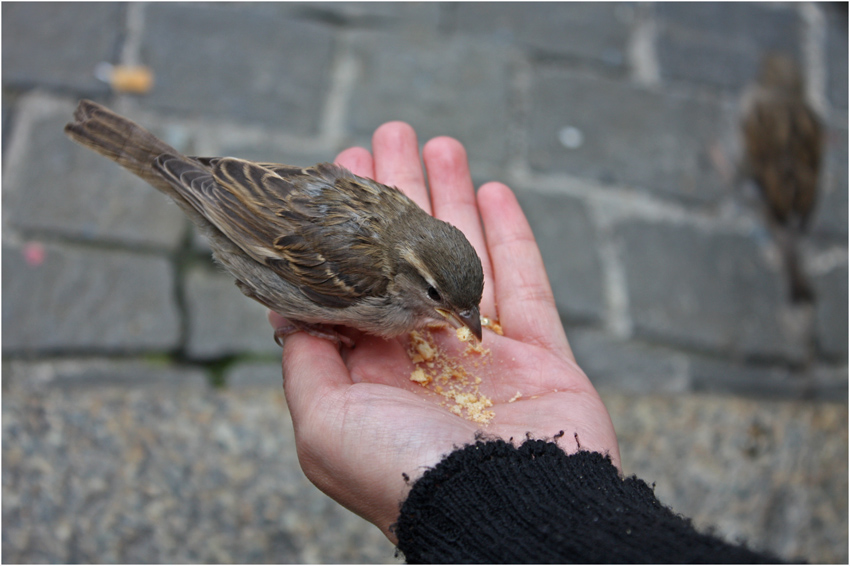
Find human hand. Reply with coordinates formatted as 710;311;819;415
269;122;619;542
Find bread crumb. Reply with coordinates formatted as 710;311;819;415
508;391;522;403
456;326;473;342
449;366;467;381
407;328;495;424
409;330;437;363
481;316;504;336
107;65;155;94
452;392;477;405
409;368;431;385
464;339;489;356
461;315;505;356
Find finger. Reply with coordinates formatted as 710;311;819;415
335;146;374;179
423;137;496;318
477;182;572;357
371;121;431;213
280;330;353;425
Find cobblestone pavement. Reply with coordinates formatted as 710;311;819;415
3;2;847;563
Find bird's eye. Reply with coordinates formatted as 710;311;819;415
427;286;441;302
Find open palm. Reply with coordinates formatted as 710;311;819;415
270;122;619;542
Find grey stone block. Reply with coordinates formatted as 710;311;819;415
690;357;807;399
3;98;186;249
812;127;848;239
604;393;847;563
1;3;122;93
826;6;848;111
226;361;282;389
290;2;440;31
2;243;180;354
2;89;20;149
453;2;632;68
570;329;689;393
141;4;334;135
515;190;605;323
3;100;187;249
616;221;806;361
3;358;208;393
184;265;280;360
529;68;731;204
347;32;511;170
813;263;848;360
656;3;800;91
810;364;849;402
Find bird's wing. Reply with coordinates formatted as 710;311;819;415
155;157;400;306
743;95;823;227
743;98;795;222
789;105;823;226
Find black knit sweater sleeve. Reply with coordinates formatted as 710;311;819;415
393;439;780;563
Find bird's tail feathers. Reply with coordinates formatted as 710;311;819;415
64;99;179;190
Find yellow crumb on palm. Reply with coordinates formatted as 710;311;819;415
450;367;467;380
467;396;494;422
464;314;505;356
508;391;523;403
464;341;489;356
452;392;477;405
406;328;495;424
408;330;437;363
450;391;494;423
481;316;504;336
409;368;431;385
456;326;474;342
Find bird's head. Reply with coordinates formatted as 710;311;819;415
759;54;804;94
393;217;484;341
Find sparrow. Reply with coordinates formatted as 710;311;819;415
64;100;484;345
741;54;823;303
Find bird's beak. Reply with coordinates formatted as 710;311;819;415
436;306;482;342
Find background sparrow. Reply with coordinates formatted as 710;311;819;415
65;100;484;344
741;54;823;303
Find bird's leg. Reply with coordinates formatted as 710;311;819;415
235;281;356;348
775;225;814;304
273;320;356;349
